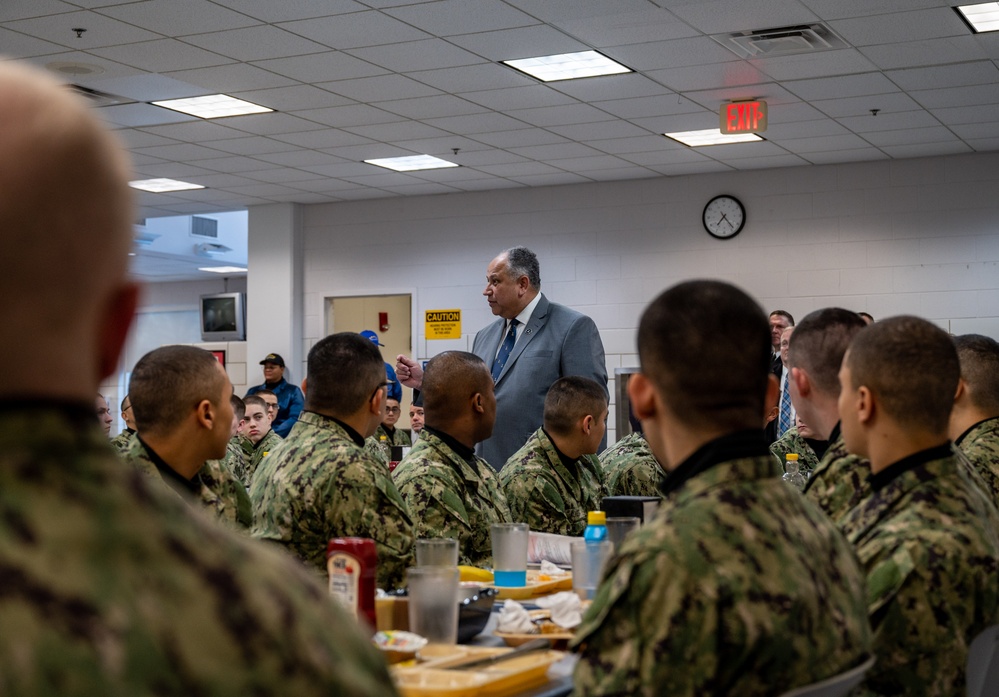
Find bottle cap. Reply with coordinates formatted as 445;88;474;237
587;511;606;525
785;453;799;461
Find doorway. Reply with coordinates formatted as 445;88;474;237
326;294;413;428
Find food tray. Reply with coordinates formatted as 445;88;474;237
392;645;564;697
489;570;573;600
493;610;575;649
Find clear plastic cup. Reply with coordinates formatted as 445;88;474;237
571;540;613;601
407;566;459;645
606;517;640;549
490;522;529;587
415;538;459;567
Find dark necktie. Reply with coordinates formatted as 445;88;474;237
491;319;519;382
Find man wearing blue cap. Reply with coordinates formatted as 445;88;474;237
246;353;304;438
360;330;402;402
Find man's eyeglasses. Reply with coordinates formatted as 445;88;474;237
369;381;389;401
385;406;401;414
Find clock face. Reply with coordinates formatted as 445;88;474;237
702;195;745;239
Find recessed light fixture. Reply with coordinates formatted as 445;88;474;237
503;50;631;82
956;3;999;32
364;155;459;171
663;129;764;147
198;266;248;274
129;178;205;193
152;94;273;119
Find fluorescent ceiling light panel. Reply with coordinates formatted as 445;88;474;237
152;94;273;118
198;266;248;274
957;3;999;32
503;51;631;82
364;155;459;171
128;178;205;192
663;129;764;147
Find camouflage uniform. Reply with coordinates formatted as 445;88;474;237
0;404;397;696
838;447;999;696
572;444;872;697
376;423;411;448
250;411;414;590
499;428;605;536
599;432;663;498
955;416;999;507
803;425;871;526
123;435;246;531
200;439;253;530
247;428;282;482
364;435;389;466
393;428;512;567
770;426;820;477
236;431;254;462
108;427;135;454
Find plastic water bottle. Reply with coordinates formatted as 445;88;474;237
584;511;608;543
783;454;806;492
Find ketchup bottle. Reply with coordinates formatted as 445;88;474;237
326;537;377;629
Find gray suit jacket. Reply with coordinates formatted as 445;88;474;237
472;294;607;470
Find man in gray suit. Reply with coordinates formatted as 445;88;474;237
397;247;607;469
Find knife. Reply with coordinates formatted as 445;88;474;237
442;638;552;671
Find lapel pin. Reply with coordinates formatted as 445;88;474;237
525;329;532;334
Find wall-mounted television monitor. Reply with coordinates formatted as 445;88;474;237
200;292;246;342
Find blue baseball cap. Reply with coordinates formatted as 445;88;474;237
360;330;384;346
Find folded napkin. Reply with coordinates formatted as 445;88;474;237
496;599;536;634
539;560;565;576
535;591;583;629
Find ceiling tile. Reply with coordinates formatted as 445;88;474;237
559;8;700;47
646;61;772;93
348;39;484;73
198;136;302;156
912;84;999;109
837;109;941;133
783;72;900;101
96;103;197;127
116;129;179;148
754;49;880;81
245;150;349;168
295;104;404;127
812;92;921;118
90;38;234;73
448;25;584;61
278;10;431;49
343;120;453;141
773;133;871;153
376;95;486;120
4;9;160;47
588;135;684;155
862;126;959;147
932;105;999;126
0;0;78;21
472;128;569;148
384;0;538;36
136;121;248;142
460;85;576;110
422;112;528;134
394;135;489;155
506;103;612;128
134;142;228;161
763;118;848;139
181;25;329;62
508;172;591;186
192;156;281;173
271;129;375;149
164;62;298;92
97;0;260;35
234;84;354;111
590;95;705;119
547;119;652;141
209;0;366;23
669;0;819;34
217;112;329;136
799;0;944;21
507;142;604;160
253;52;387;83
860;36;987;71
0;26;69;56
86;73;212;101
549;154;636;171
549;73;673;102
406;63;534;92
886;61;999;91
880;142;973;158
609;37;734;71
829;7;966;46
318;74;443;102
503;0;654;26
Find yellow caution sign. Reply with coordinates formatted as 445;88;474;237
425;309;461;340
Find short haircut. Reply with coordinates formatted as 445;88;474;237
305;332;385;416
231;394;246;421
787;308;866;395
254;388;277;400
243;395;267;411
954;334;999;415
846;316;959;434
129;346;227;437
544;376;608;436
770;310;795;326
858;312;875;324
120;395;130;411
503;246;541;290
422;351;491;424
638;280;770;430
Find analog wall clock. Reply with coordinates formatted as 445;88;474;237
702;195;745;240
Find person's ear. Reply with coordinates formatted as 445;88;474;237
96;282;140;381
764;373;779;416
581;414;594;435
472;392;485;414
370;385;385;417
790;366;810;399
857;385;874;425
301;377;308;395
954;378;967;404
628;373;657;421
195;399;215;430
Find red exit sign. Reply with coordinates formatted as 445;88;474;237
720;100;768;134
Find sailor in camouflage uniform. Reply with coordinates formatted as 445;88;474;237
783;308;871;525
200;438;253;529
108;394;136;453
769;419;822;477
393;351;512;567
499;377;607;536
599;431;662;498
950;334;999;507
242;393;282;482
0;60;397;696
837;317;999;696
251;333;415;590
572;281;871;697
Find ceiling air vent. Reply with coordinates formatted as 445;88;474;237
712;23;849;58
190;216;219;239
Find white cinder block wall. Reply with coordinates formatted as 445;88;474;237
301;151;999;444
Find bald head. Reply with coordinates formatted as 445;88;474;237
422;351;495;443
0;60;136;399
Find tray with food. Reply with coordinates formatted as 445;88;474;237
391;644;565;697
493;609;576;649
489;569;573;600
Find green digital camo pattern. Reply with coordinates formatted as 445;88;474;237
956;416;999;508
236;431;254;462
376;424;411;448
122;436;241;531
248;428;282;482
770;426;820;477
393;430;512;568
225;435;250;486
364;435;389;466
839;453;999;696
0;406;398;697
571;454;872;697
499;428;605;536
598;432;663;498
200;440;253;530
803;430;871;527
108;428;134;454
249;411;415;590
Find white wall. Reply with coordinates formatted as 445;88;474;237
300;151;999;441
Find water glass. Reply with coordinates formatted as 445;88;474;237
606;517;641;549
415;537;459;567
571;540;613;601
491;522;529;587
407;566;459;645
